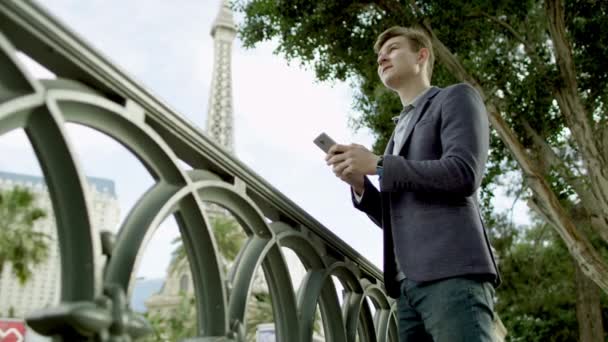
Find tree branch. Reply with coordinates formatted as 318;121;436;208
545;0;608;216
420;21;482;90
521;119;582;188
545;0;578;92
375;0;409;18
467;11;540;61
527;192;608;292
523;119;608;241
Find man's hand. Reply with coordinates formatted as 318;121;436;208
325;143;379;193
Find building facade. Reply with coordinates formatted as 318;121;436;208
0;171;119;318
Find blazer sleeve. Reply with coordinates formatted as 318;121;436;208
351;176;383;228
380;83;489;196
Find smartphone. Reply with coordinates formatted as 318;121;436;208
313;132;337;153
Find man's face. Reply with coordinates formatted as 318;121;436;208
377;36;422;89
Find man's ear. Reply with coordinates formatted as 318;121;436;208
417;48;429;65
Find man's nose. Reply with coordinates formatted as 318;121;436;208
377;53;388;66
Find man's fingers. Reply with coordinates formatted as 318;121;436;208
343;165;355;177
332;160;349;176
327;151;348;165
339;166;361;184
339;165;353;181
327;143;350;156
328;143;347;154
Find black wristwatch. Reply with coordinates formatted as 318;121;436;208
376;155;384;177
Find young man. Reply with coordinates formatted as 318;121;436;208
325;26;500;341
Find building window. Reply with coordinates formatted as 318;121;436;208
179;274;189;293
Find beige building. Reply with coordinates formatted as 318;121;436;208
0;171;119;318
144;258;193;315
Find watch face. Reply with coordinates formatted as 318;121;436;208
376;165;384;177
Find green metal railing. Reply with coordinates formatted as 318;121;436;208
0;1;397;341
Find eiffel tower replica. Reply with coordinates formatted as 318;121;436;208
206;0;236;154
204;0;237;220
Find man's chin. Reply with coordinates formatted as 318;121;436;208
383;79;400;91
381;73;399;87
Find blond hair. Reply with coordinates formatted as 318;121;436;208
374;26;435;81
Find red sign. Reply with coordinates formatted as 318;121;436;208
0;320;25;342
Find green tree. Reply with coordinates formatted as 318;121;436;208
234;0;608;294
142;294;197;342
0;186;48;284
489;210;608;341
169;215;245;273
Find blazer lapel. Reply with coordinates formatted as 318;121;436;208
396;87;440;155
384;131;395;156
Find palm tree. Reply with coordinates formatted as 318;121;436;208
169;214;245;274
0;186;48;284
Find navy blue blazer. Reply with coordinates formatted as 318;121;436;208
353;83;500;298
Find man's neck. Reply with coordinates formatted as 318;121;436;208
396;79;431;107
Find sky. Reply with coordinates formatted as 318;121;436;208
1;0;529;280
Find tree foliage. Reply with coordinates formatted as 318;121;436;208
235;0;608;292
169;215;245;274
489;213;578;341
0;187;48;284
142;294;197;342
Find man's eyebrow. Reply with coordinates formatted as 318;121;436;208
379;42;400;54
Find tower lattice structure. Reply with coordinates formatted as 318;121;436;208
205;0;237;153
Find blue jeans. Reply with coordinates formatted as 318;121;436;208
397;276;495;342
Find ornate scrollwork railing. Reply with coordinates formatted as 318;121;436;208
0;1;397;341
